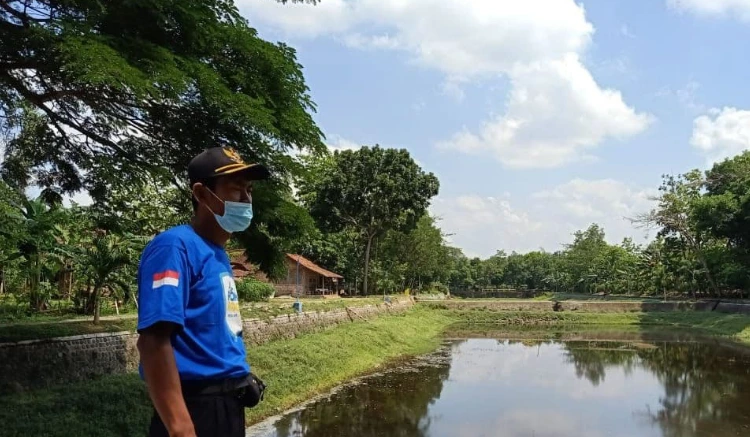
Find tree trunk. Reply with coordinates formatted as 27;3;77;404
29;256;44;311
92;285;101;324
697;255;720;297
363;234;374;296
683;232;720;297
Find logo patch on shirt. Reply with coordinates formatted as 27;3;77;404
152;270;179;289
220;273;243;336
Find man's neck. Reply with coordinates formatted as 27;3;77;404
190;216;230;247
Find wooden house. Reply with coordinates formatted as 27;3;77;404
274;254;343;297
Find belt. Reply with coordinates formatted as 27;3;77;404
180;375;251;396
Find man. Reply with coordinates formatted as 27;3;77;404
137;146;269;437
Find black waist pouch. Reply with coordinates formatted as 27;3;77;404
237;373;266;408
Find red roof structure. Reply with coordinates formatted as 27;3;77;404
286;254;343;279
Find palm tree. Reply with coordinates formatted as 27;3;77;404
77;232;144;324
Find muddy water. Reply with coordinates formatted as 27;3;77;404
247;331;750;437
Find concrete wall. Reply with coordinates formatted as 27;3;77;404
0;298;414;394
427;300;718;312
715;302;750;314
0;331;139;394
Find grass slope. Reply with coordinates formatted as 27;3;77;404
437;307;750;344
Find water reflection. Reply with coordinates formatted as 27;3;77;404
249;332;750;437
269;353;451;437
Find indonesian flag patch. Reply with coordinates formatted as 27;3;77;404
152;270;179;289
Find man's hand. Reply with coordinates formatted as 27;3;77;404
137;322;195;437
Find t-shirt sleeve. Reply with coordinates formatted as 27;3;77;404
136;243;190;332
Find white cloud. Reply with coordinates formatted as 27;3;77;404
242;0;593;77
240;0;653;169
437;55;653;168
431;179;656;258
326;135;362;152
691;107;750;165
342;33;401;50
667;0;750;20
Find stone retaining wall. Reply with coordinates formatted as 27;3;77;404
0;298;413;394
715;302;750;314
0;331;139;394
426;300;718;312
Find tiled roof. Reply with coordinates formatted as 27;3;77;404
286;254;343;279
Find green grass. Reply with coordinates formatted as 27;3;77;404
430;306;750;344
0;307;452;437
0;319;138;343
240;296;392;320
0;296;395;343
0;373;151;437
0;295;137;324
454;292;665;302
244;305;451;423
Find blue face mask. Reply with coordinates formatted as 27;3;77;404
205;190;254;233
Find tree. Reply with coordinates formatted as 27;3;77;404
634;171;718;296
14;196;70;310
300;146;439;294
445;247;475;292
565;224;608;293
692;151;750;284
0;180;24;295
76;232;144;324
89;177;188;236
1;0;326;276
379;214;451;291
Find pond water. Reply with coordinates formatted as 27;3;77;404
247;331;750;437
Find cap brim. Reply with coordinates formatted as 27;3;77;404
217;163;271;181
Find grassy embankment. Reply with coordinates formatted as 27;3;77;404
0;297;387;343
429;304;750;343
4;303;750;436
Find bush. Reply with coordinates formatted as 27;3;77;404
236;278;276;302
426;282;449;295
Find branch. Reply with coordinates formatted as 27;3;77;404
2;70;162;174
0;1;27;25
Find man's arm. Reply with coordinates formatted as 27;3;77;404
138;322;195;437
136;242;193;437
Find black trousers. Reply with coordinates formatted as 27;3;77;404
147;392;245;437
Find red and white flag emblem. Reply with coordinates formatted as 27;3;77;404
152;270;179;289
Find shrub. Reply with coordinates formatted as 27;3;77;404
236;278;276;302
427;282;449;295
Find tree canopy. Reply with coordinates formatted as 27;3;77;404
299;146;439;294
1;0;328;274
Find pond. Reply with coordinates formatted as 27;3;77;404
246;330;750;437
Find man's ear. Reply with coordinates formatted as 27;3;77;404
192;182;207;206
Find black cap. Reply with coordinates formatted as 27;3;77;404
188;147;270;186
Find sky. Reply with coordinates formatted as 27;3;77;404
230;0;750;258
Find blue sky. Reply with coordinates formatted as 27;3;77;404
236;0;750;258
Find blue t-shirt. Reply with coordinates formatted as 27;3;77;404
136;224;250;381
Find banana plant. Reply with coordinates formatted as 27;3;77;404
12;197;69;310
